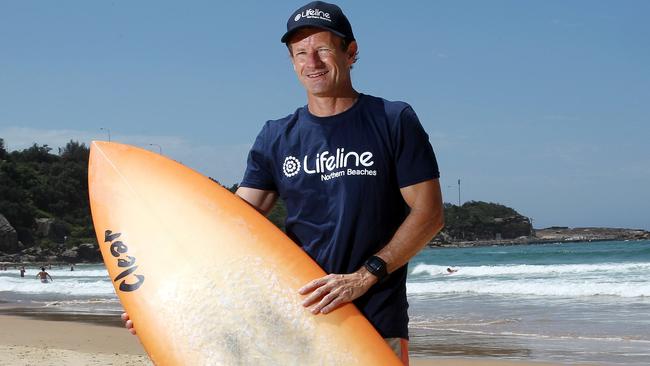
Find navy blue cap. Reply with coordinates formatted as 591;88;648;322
281;1;355;43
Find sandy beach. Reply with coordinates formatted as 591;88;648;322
5;241;647;365
0;314;576;366
0;314;150;366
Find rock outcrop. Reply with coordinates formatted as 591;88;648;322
34;218;70;243
76;243;101;262
0;241;101;264
0;214;19;253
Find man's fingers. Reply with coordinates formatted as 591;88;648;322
320;296;345;314
301;280;337;307
299;274;338;299
302;290;323;307
298;276;329;294
121;312;137;334
125;319;137;335
299;273;370;314
311;290;340;314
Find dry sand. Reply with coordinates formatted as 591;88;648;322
0;315;150;366
0;314;569;365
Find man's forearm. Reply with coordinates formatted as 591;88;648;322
373;205;444;274
299;179;443;314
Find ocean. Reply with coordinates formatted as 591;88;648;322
407;240;650;365
1;240;649;365
0;264;120;317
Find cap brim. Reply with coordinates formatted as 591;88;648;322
281;25;349;43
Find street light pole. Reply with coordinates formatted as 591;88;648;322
100;128;111;142
447;179;463;207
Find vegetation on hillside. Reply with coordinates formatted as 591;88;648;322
442;201;532;241
0;139;289;253
0;139;93;249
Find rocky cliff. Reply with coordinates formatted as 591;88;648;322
0;214;19;253
0;213;100;264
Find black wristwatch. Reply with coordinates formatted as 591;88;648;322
364;255;388;282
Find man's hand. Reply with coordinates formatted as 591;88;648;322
298;268;377;314
121;312;137;335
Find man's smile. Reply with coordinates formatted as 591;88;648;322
307;70;329;78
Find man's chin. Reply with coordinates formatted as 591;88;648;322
305;88;336;98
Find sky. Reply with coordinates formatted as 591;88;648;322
1;1;648;230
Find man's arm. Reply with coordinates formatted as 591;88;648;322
299;178;444;314
371;179;444;273
235;187;278;215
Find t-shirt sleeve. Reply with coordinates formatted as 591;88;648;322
239;122;277;191
393;106;440;188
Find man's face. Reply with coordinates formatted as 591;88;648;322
288;28;357;97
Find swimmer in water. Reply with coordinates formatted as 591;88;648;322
37;267;53;283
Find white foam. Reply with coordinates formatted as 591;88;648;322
407;262;650;298
410;262;650;277
0;276;115;296
40;298;120;307
406;278;650;297
19;268;109;278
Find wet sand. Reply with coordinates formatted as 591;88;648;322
0;314;574;365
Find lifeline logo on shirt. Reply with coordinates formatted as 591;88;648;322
282;148;378;181
282;156;301;177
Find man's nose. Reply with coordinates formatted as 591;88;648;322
305;50;325;68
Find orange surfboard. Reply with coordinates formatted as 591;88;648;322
88;141;403;365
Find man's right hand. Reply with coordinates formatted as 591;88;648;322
121;312;137;335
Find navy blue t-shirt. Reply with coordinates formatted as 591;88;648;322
240;94;440;339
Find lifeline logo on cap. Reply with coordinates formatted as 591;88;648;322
281;1;354;43
294;8;332;22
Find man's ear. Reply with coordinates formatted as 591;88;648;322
347;41;358;66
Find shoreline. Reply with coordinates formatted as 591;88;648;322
2;237;648;266
2;242;644;365
0;313;578;366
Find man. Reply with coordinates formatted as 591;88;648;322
237;1;444;362
124;1;443;363
37;267;53;283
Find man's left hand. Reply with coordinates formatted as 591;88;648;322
298;269;377;314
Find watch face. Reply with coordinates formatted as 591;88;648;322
367;257;385;274
365;256;387;281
